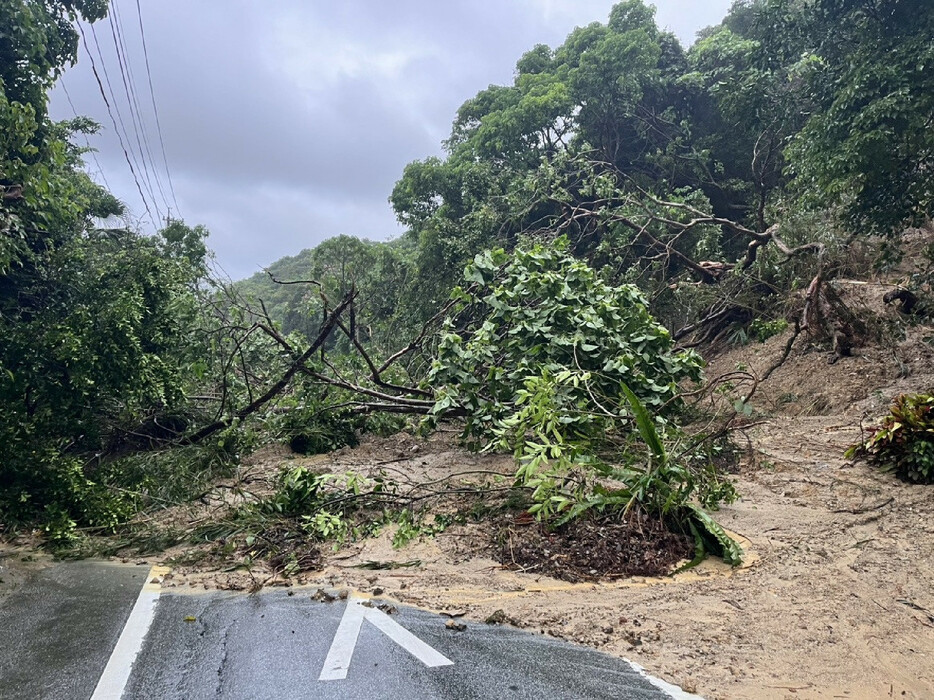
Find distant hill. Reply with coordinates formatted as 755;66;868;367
233;234;415;342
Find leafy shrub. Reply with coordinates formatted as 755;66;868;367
101;433;246;508
846;394;934;483
252;467;381;542
550;385;743;566
0;443;135;536
274;382;361;455
262;467;333;517
276;375;407;455
287;410;360;455
425;238;703;448
749;318;789;343
420;241;740;565
0;222;209;530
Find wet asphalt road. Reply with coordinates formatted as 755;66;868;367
0;561;695;700
0;561;147;700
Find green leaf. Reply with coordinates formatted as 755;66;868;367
685;503;743;567
621;383;665;465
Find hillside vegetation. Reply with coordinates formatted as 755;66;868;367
2;0;932;565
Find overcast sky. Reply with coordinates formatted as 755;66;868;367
49;0;732;280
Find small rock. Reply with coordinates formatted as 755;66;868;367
485;610;508;625
445;619;467;632
312;588;336;603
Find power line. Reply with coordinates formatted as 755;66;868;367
89;17;163;223
133;0;181;216
107;1;171;218
76;19;156;226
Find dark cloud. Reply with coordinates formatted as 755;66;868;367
50;0;731;280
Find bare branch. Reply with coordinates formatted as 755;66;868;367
179;290;357;445
265;270;322;287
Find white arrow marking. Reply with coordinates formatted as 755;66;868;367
319;596;454;681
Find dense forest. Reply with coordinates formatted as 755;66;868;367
2;0;932;556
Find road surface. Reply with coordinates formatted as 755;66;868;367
0;560;700;700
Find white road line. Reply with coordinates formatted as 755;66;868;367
90;566;167;700
628;659;705;700
319;595;454;681
362;602;454;669
318;594;368;681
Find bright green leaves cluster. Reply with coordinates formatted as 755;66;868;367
424;256;738;562
846;394;934;484
424;239;703;455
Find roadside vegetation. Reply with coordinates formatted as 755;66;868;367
2;0;933;578
846;393;934;484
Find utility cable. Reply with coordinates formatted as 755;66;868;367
108;2;170;218
134;0;181;216
90;18;162;223
77;19;156;226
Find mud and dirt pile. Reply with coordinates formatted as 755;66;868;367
494;511;695;582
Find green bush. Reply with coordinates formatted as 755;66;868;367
846;394;934;483
749;318;789;343
286;410;361;455
425;238;703;448
417;241;741;565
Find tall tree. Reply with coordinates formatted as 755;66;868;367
786;0;934;233
0;2;215;528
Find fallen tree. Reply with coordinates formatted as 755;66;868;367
213;240;743;565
